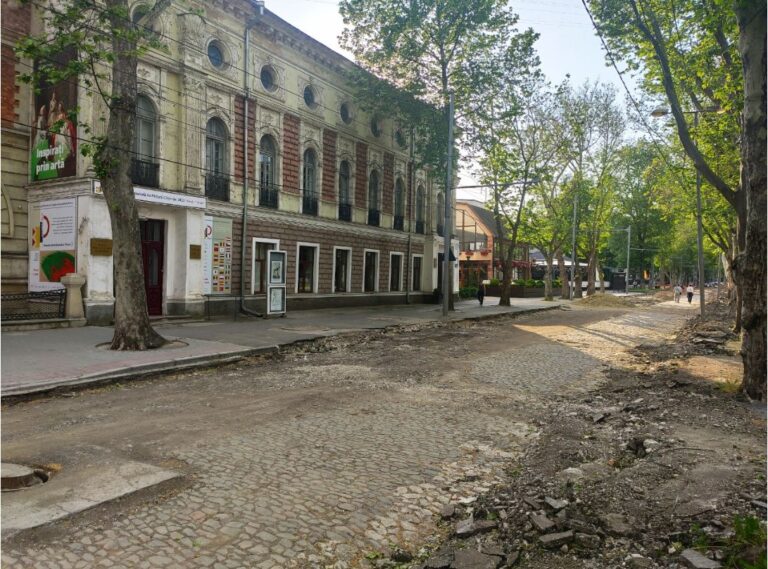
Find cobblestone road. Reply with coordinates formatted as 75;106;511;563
2;305;692;568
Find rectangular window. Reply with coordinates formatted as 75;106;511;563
334;248;351;293
251;239;279;293
297;244;318;294
364;250;378;293
412;255;422;291
390;253;402;292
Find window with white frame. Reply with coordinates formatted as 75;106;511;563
412;254;423;291
296;243;319;293
363;249;379;292
251;238;280;294
333;247;352;293
389;252;403;292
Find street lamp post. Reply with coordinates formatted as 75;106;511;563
650;106;717;317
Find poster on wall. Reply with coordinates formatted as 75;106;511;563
30;48;78;181
28;198;77;291
202;217;232;294
202;215;213;294
266;250;287;316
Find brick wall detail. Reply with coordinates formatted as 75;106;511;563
355;141;367;207
233;96;256;183
1;2;31;128
322;128;337;201
382;152;394;215
282;113;300;193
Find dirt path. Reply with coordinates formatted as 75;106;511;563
3;303;753;569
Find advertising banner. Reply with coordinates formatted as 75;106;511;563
30;48;78;181
201;217;232;294
28;198;77;291
202;215;213;294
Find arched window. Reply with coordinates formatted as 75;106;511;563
394;177;405;230
416;184;425;234
259;135;278;208
368;169;380;226
205;118;229;201
338;160;351;221
436;192;445;236
302;148;318;215
131;95;159;187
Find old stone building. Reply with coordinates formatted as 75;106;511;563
10;0;458;323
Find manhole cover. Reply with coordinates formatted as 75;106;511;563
2;463;57;491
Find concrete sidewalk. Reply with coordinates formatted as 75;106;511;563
1;297;563;397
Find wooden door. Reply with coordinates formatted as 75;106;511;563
140;219;164;316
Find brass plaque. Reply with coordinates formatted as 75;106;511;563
90;238;113;256
189;244;202;260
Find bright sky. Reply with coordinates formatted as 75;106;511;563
266;0;631;201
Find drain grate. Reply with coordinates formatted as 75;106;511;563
1;462;58;491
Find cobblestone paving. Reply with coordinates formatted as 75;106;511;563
2;307;690;569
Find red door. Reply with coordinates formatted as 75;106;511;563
140;220;164;316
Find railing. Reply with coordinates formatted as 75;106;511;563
338;202;352;221
302;194;318;216
393;215;404;231
437;223;444;237
1;289;66;321
368;208;380;227
415;220;425;234
205;174;230;202
130;158;160;188
260;184;279;209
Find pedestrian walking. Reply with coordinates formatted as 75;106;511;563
686;283;694;304
477;283;485;307
673;284;682;303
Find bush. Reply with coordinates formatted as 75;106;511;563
489;278;501;286
459;286;478;299
552;278;562;288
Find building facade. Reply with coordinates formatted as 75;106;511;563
11;0;459;323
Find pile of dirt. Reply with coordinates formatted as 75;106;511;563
577;293;636;308
378;301;766;569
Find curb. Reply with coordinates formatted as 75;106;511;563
1;345;279;399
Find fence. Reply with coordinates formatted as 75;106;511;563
1;289;66;321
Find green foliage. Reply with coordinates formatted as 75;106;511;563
459;286;478;299
489;278;501;286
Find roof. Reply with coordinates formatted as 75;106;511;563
456;200;498;237
530;248;587;267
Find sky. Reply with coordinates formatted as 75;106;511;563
266;0;631;201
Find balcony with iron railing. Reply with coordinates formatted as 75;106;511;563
368;209;380;227
302;194;318;216
415;220;425;234
393;215;404;231
205;173;230;202
130;158;159;188
259;183;279;209
338;202;352;221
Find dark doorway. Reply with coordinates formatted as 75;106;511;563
364;251;378;292
140;219;165;316
335;249;350;292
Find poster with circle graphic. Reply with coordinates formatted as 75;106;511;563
28;198;77;291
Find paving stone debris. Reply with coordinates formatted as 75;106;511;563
529;512;555;532
538;530;574;548
543;497;568;511
455;519;498;538
449;548;502;569
679;548;723;569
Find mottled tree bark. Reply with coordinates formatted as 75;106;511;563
734;1;766;400
95;0;165;350
557;250;569;299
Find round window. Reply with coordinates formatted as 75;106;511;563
340;102;352;124
208;42;224;68
395;128;407;148
370;117;382;138
260;66;277;91
303;85;317;109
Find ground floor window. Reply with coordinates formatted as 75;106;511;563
412;255;422;291
297;244;318;293
334;248;351;293
390;253;403;292
252;239;279;293
364;250;378;292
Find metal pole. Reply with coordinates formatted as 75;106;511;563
694;111;705;317
442;92;454;317
626;226;631;294
570;182;578;300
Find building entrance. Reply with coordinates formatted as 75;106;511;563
140;219;165;316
